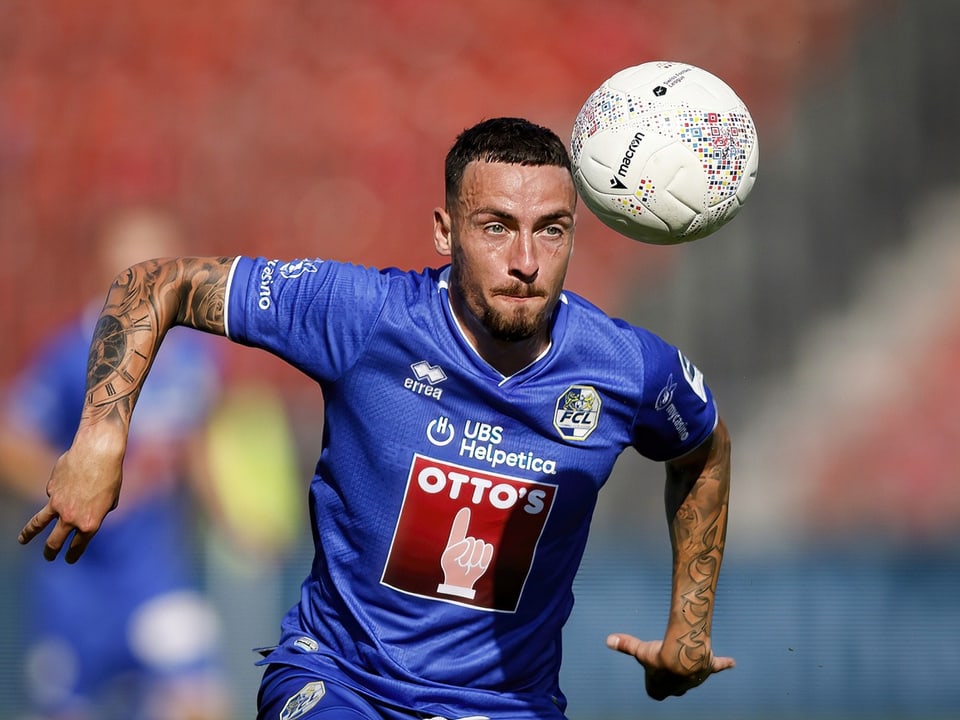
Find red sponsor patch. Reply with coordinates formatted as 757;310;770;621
381;454;557;612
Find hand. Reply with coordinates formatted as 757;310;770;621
17;439;123;564
606;634;735;701
436;507;493;600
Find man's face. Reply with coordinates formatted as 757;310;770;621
434;160;576;351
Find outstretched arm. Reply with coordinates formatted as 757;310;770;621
17;256;234;563
607;417;733;700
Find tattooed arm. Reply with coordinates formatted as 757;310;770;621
17;256;234;563
606;417;734;700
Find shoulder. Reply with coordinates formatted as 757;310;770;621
236;256;435;292
559;289;668;356
557;290;696;404
225;258;443;362
229;257;439;315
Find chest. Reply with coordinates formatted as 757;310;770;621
324;338;637;500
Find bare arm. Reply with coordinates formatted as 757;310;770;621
606;417;733;700
17;256;234;563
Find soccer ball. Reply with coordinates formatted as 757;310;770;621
571;61;759;245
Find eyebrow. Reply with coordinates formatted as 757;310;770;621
472;207;574;224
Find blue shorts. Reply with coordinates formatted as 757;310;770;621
257;664;501;720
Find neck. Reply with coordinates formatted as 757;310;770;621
448;292;549;377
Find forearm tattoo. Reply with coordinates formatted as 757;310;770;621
667;437;730;672
83;257;232;425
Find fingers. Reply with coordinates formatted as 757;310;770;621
646;672;679;702
444;536;493;573
478;540;494;570
21;505;75;563
446;507;471;546
711;655;736;673
607;632;736;701
18;503;94;564
606;633;735;672
65;529;92;564
17;504;57;546
442;537;471;564
42;518;77;562
606;633;657;662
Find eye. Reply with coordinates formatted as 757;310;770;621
539;224;569;242
485;222;508;235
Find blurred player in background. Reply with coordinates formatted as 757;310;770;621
18;119;733;719
1;206;230;720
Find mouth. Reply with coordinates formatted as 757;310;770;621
495;294;544;309
493;286;545;301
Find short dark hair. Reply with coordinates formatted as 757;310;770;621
444;117;572;205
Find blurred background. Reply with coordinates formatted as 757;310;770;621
1;0;959;718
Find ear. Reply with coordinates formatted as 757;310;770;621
433;207;453;257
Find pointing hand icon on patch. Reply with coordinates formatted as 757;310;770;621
437;507;493;600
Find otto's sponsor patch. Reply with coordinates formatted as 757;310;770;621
381;454;556;612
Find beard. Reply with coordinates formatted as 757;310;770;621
448;244;559;344
455;272;552;342
478;299;548;341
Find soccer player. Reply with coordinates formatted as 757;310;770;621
19;118;734;719
1;207;230;720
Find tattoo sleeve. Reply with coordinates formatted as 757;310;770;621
82;257;233;426
663;419;731;673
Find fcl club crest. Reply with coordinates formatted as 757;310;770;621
280;681;326;720
554;385;601;440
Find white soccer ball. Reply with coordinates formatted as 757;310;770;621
571;61;759;245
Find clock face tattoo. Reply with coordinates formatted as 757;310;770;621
85;311;154;408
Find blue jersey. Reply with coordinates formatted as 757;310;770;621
5;308;222;712
226;257;717;717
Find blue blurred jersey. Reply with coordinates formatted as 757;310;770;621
5;307;221;712
226;257;717;718
7;305;221;523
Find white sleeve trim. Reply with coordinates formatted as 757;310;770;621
223;256;243;340
664;400;719;463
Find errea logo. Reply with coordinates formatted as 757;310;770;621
554;385;601;440
411;360;446;384
405;360;446;400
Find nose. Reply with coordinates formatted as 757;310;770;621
508;230;539;283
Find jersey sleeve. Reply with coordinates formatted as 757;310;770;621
630;328;718;462
224;256;389;381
